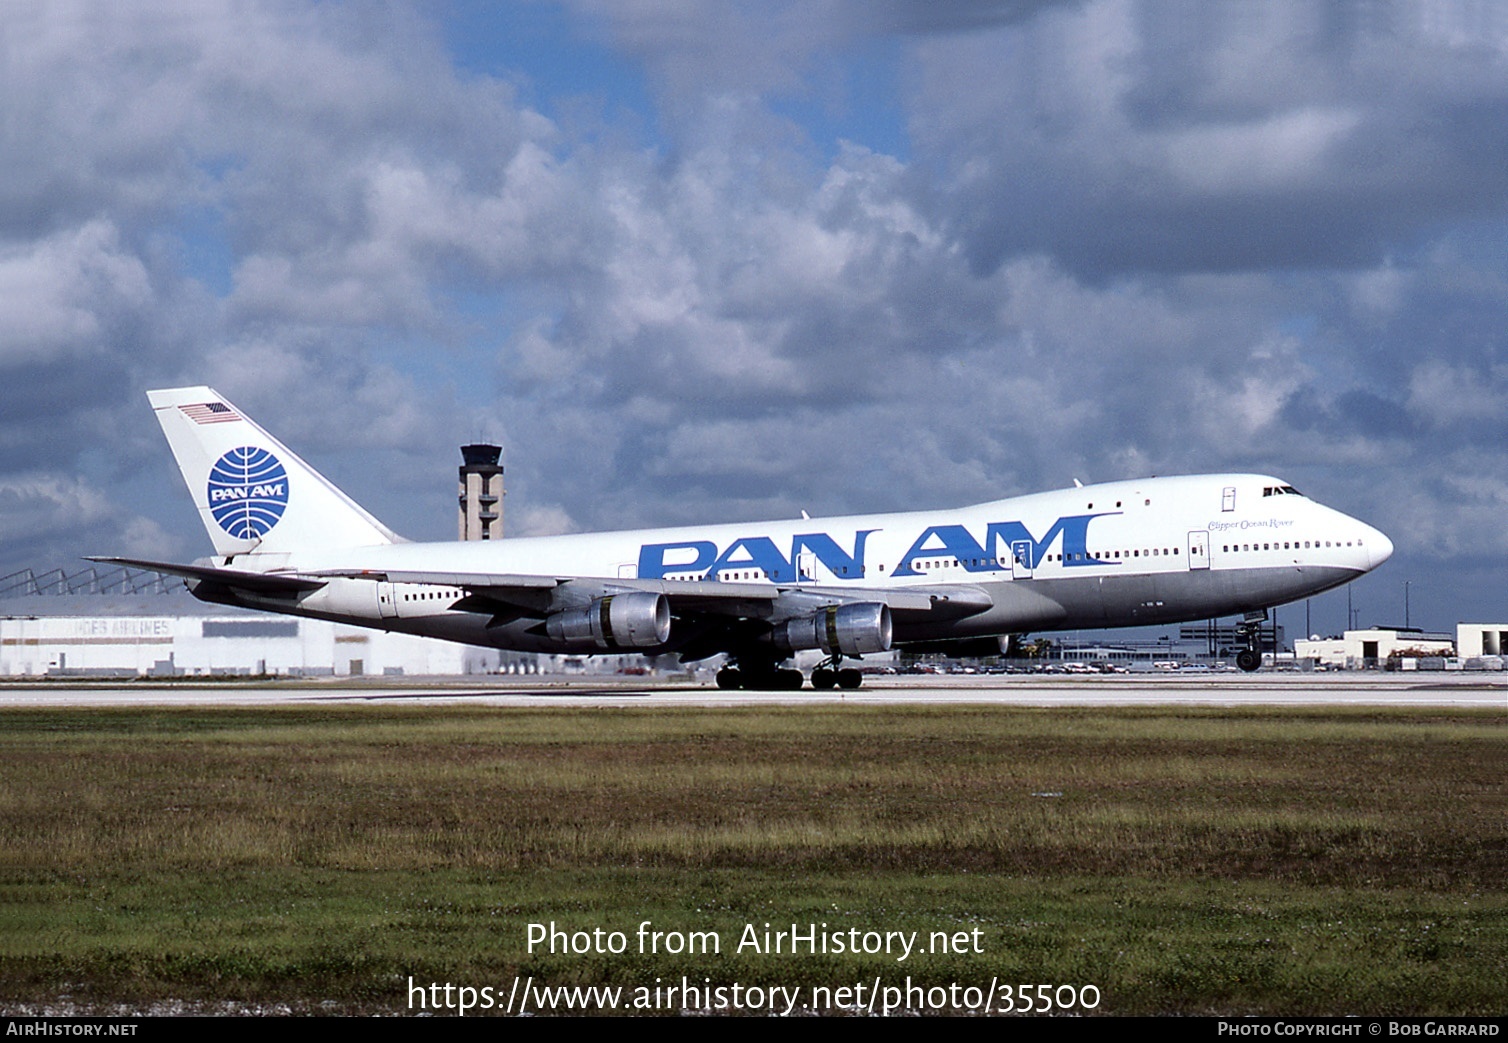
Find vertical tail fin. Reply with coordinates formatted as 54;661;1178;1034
147;386;401;558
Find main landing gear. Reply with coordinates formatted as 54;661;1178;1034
1234;610;1267;673
809;654;863;691
715;655;863;691
715;665;804;690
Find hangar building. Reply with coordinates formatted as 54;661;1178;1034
0;613;507;678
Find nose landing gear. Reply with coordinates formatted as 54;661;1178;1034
1234;610;1267;672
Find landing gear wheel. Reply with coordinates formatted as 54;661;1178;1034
1233;611;1267;674
837;668;863;690
811;667;837;690
716;668;742;689
778;669;804;690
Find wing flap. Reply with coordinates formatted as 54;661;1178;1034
306;568;561;589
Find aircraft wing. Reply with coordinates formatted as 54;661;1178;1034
306;568;994;622
91;558;994;627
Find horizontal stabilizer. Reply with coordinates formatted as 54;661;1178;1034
87;557;326;595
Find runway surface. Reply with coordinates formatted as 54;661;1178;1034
1;672;1504;708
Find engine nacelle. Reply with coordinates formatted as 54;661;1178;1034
778;602;892;655
545;592;671;649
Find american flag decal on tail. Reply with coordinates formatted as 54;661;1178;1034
179;402;241;424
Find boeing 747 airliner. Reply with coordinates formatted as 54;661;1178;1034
96;387;1393;688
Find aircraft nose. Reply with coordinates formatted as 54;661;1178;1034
1365;526;1394;570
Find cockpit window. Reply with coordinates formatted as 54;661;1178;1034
1262;485;1305;497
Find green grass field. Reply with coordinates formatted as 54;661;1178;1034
0;705;1503;1015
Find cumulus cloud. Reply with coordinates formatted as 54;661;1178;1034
0;474;182;572
1407;362;1508;430
0;221;151;364
0;476;112;542
0;0;1503;636
910;1;1508;277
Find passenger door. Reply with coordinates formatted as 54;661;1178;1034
1011;539;1034;579
1187;531;1210;570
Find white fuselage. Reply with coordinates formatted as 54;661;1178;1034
231;472;1390;654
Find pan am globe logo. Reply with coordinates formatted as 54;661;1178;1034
207;447;289;540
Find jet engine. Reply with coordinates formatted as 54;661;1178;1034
545;592;671;649
777;602;892;655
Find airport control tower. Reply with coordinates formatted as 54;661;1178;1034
458;444;503;540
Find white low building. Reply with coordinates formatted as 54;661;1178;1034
1294;628;1455;669
1456;623;1508;658
0;614;502;677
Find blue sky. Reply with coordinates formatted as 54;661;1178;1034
2;0;1507;637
